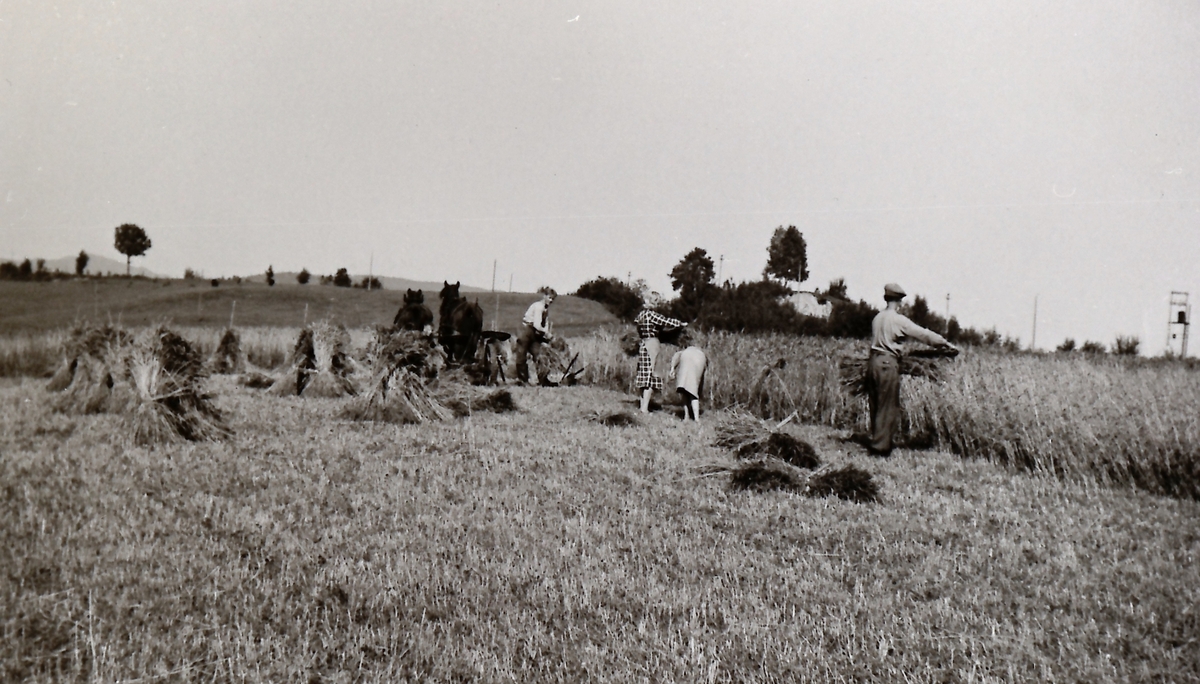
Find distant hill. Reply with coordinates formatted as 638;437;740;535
242;271;487;293
39;254;164;278
0;279;618;337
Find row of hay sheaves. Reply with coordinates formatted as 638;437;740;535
45;323;518;446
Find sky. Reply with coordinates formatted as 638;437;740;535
2;1;1198;353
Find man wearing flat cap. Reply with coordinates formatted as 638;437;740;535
867;283;957;455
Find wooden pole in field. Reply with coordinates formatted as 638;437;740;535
303;302;308;326
1031;295;1038;350
492;260;499;329
229;300;237;328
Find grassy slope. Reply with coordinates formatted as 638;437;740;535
0;280;617;338
2;379;1197;682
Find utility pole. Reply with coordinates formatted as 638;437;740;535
368;252;373;291
945;293;950;334
492;260;499;330
718;255;724;284
229;300;237;328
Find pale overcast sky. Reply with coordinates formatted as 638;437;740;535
2;1;1198;352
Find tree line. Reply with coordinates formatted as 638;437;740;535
574;226;1137;353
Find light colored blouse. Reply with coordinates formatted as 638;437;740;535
670;346;707;397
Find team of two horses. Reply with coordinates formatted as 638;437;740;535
392;281;483;365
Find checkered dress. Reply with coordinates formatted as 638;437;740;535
634;311;686;390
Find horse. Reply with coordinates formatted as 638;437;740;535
393;289;434;333
438;281;484;364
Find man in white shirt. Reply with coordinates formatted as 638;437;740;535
515;287;556;384
867;283;957;455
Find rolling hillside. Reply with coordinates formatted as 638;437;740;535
0;279;618;337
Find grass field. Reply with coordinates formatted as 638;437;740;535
3;376;1198;682
574;331;1200;501
0;279;617;338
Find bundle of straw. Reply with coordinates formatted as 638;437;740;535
534;337;584;386
341;366;453;424
208;328;245;374
341;328;453;423
303;323;356;397
437;387;519;417
713;411;821;469
271;324;357;397
270;328;316;396
838;347;959;397
119;327;231;446
49;324;132;413
47;324;130;394
721;460;879;503
591;410;641;427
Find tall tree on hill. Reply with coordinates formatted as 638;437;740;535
764;225;808;287
114;223;152;276
266;265;275;286
333;268;352;287
297;268;311;285
75;250;89;276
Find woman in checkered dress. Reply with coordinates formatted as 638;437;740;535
634;309;688;413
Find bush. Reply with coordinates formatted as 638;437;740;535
297;268;311;285
1114;335;1140;356
694;280;803;334
575;277;644;322
823;299;879;339
333;268;352;287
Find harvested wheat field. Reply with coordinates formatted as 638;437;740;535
2;370;1198;683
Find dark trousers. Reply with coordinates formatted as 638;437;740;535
867;351;901;453
513;325;544;384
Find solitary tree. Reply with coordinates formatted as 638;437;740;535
670;248;715;302
764;225;808;286
297;268;311;285
266;265;275;286
113;223;151;276
333;268;352;287
75;250;89;276
669;248;717;320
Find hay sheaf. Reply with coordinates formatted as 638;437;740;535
341;367;452;424
272;324;357;397
715;411;821;469
342;330;453;423
726;461;879;503
208;328;245;374
839;347;959;397
439;388;520;417
593;411;641;428
119;328;231;445
533;337;584;386
46;324;131;397
238;370;276;389
738;432;821;469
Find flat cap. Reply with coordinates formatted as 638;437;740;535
883;283;906;298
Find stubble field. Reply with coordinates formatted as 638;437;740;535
3;360;1199;682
